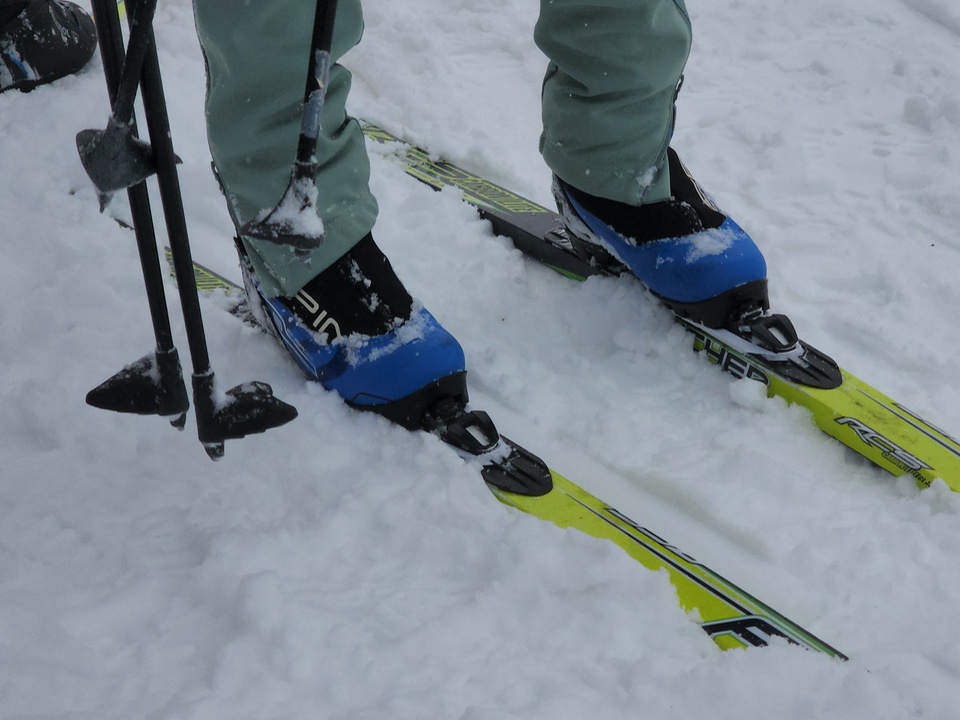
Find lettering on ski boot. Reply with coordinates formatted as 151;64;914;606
836;417;932;478
294;289;342;341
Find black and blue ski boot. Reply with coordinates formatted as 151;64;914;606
238;233;468;430
0;0;96;93
553;147;769;330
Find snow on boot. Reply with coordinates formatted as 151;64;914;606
0;0;96;93
238;233;468;430
553;148;769;330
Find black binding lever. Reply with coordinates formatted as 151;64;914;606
423;397;553;497
735;312;800;354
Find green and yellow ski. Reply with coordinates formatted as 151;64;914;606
492;470;845;656
166;254;845;659
361;122;960;492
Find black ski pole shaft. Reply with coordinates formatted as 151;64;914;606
104;0;158;126
135;38;213;377
238;0;339;249
90;0;171;352
84;0;188;425
293;0;339;168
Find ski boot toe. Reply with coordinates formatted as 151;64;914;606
323;307;468;428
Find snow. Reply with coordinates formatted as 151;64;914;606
250;174;326;246
2;0;960;717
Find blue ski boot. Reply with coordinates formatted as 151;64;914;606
553;148;769;330
239;233;467;430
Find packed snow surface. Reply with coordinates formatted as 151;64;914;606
2;1;960;718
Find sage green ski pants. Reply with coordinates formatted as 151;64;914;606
192;0;691;297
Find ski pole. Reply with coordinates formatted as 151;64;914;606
239;0;339;251
84;0;188;428
83;0;298;458
132;0;298;459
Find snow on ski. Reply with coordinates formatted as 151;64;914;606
360;121;960;493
